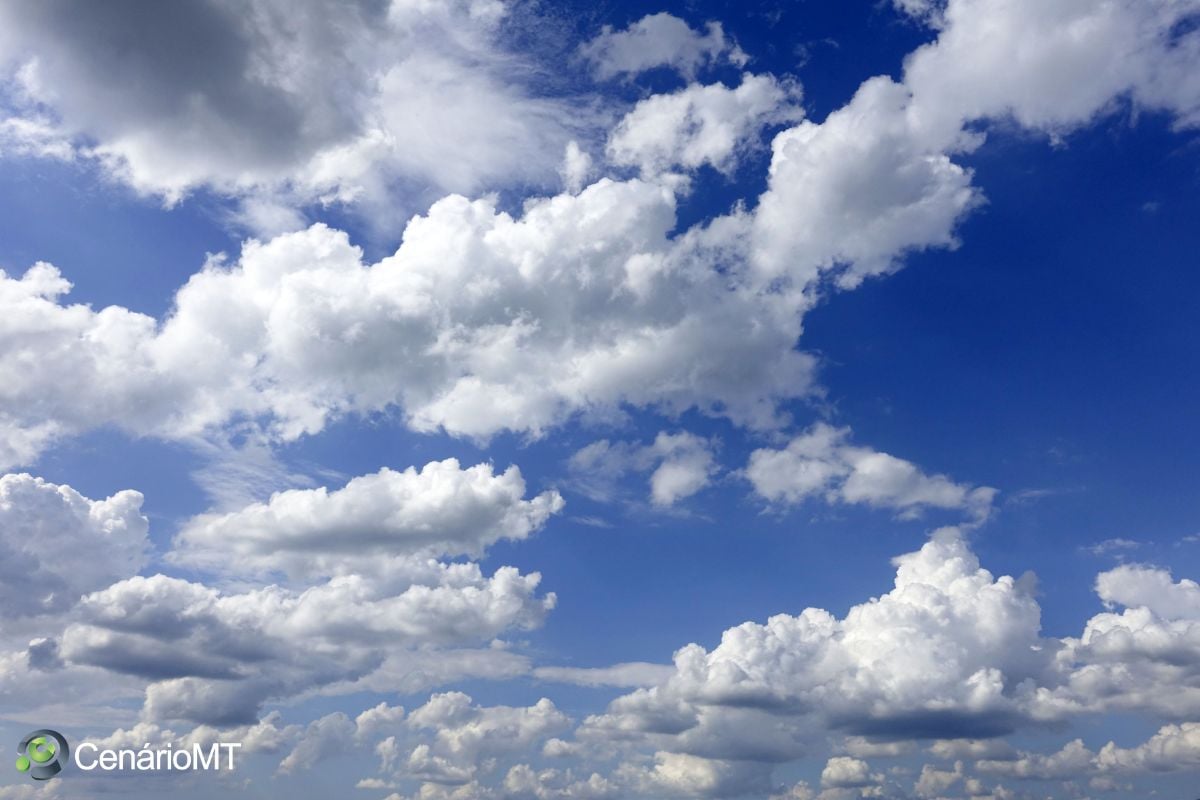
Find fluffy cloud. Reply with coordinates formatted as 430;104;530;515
620;752;773;799
548;541;1200;797
89;710;300;756
607;74;803;178
278;702;405;774
355;692;572;788
580;13;746;80
0;473;147;616
502;764;618;800
4;1;1196;471
1095;563;1200;618
0;0;578;212
575;528;1050;778
903;0;1200;139
59;562;553;724
745;424;996;520
819;756;878;789
0;460;564;738
0;185;817;466
750;75;980;291
1044;564;1200;719
570;431;718;508
171;459;563;579
977;722;1200;779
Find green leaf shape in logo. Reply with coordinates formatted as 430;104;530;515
29;737;56;764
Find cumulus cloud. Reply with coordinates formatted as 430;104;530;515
0;473;147;616
364;692;572;786
0;181;816;467
570;431;719;508
4;1;1196;472
620;752;773;799
977;722;1200;779
750;74;980;291
1045;564;1200;719
545;540;1200;797
580;13;747;81
0;0;580;215
1095;563;1200;618
819;756;879;789
0;462;564;741
745;423;996;520
171;459;563;580
903;0;1200;139
607;74;803;178
574;528;1050;781
59;562;554;724
277;702;405;774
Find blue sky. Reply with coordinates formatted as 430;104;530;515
1;1;1200;799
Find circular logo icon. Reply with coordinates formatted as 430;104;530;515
15;730;69;781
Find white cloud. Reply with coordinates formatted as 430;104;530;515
1044;564;1200;719
751;75;980;291
914;760;964;798
534;662;675;689
819;756;878;789
745;423;996;520
575;528;1050;778
1084;537;1141;557
278;702;405;774
607;74;803;178
580;13;747;81
59;561;554;724
0;115;73;161
569;431;718;508
0;0;580;215
0;181;816;467
503;764;618;800
1095;563;1200;619
0;782;65;800
4;2;1196;473
171;459;564;580
0;473;147;616
892;0;947;25
978;722;1200;779
560;141;594;194
374;692;571;785
904;0;1200;140
88;710;300;756
620;751;772;799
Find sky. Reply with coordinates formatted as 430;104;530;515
1;1;1199;799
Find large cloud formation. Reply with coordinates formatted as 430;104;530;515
2;2;1198;471
0;0;580;216
1;2;1200;798
171;459;564;579
0;459;562;729
0;473;147;616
